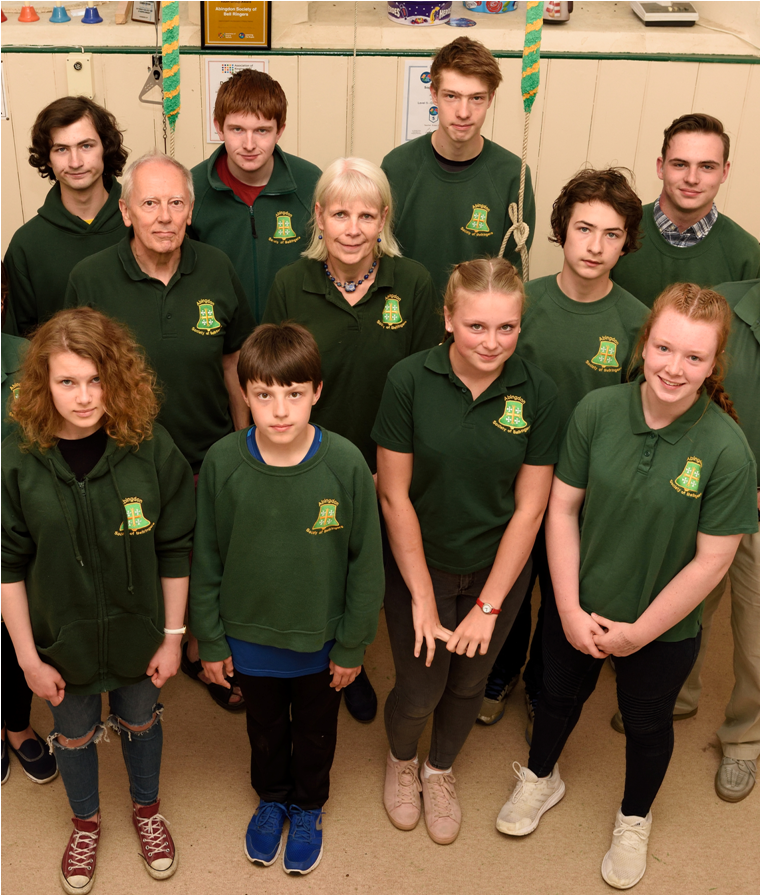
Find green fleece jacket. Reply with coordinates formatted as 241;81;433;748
1;424;195;695
189;428;384;668
1;334;27;441
611;201;760;307
189;145;321;322
3;178;128;336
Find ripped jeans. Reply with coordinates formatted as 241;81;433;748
47;678;163;819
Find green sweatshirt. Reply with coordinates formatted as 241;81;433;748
1;425;195;695
189;145;321;322
611;202;760;308
1;334;27;441
3;178;128;336
189;428;384;668
381;133;535;295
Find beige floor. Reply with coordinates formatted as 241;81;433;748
2;584;758;896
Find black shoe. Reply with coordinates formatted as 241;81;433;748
343;667;377;722
8;731;59;784
1;738;9;785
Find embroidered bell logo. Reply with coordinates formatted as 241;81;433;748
499;398;527;429
312;500;340;530
675;458;702;493
120;500;151;532
196;300;221;331
590;337;619;368
465;204;490;233
273;212;297;240
382;298;402;325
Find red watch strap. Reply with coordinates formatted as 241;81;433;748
476;598;501;615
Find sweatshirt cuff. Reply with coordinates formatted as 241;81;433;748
157;555;191;578
329;642;366;668
1;568;27;584
197;637;232;663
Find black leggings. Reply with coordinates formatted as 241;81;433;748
529;597;701;818
2;622;33;732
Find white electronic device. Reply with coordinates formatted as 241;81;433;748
630;2;698;26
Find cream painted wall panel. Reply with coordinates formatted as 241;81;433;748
492;58;538;172
588;60;648;171
299;56;348;169
632;61;699;202
3;54;58;223
530;58;599;279
99;53;164;164
268;57;299;158
171;54;204;172
724;65;760;237
2;119;23;256
349;56;397;167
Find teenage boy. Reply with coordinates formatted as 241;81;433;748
612;113;759;307
190;69;321;322
189;323;384;875
3;97;129;336
381;36;535;296
479;168;648;736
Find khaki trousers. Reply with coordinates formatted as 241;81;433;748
675;530;760;759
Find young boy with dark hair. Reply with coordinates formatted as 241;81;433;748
479;168;648;735
189;322;384;876
189;70;321;322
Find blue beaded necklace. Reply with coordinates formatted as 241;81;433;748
324;259;377;293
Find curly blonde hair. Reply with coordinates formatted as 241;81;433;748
12;308;160;451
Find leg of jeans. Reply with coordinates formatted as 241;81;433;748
617;632;701;817
528;596;604;778
236;673;293;804
486;564;536;688
107;678;163;807
2;621;33;732
47;693;104;819
718;531;760;758
674;575;725;715
429;560;532;769
289;668;342;809
383;557;459;762
523;528;553;698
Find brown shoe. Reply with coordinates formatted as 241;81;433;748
383;752;422;830
133;800;177;880
60;817;100;895
421;768;462;845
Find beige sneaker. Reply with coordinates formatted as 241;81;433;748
496;762;565;836
383;753;422;830
421;767;461;844
601;808;652;889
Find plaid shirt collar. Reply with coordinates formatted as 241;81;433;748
654;197;719;247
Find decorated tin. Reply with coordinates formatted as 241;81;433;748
387;2;452;26
463;1;517;13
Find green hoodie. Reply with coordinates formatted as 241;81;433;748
189;145;321;323
3;178;128;336
1;334;27;441
1;424;195;695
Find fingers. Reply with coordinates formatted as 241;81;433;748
414;631;423;659
425;633;436;668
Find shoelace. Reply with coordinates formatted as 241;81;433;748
289;810;320;842
65;828;99;872
426;774;457;819
612;819;649;852
394;764;421;806
135;813;171;857
509;761;547;808
254;803;285;833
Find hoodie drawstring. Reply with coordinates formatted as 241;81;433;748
108;458;135;594
48;460;85;567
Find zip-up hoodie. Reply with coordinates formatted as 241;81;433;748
189;145;321;322
3;178;128;336
1;424;195;695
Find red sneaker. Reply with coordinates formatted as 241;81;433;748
60;817;100;895
132;800;178;879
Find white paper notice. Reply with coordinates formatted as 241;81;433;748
401;59;439;144
205;58;269;143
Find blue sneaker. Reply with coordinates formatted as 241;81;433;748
283;805;323;875
245;801;289;866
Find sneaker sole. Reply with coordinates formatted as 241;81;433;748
2;764;9;785
715;778;756;802
21;767;59;785
140;854;178;881
424;821;461;845
283;844;323;875
601;851;647;889
245;834;284;866
496;780;566;836
384;804;421;831
59;869;95;896
476;708;505;726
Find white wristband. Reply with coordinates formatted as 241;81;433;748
163;626;187;635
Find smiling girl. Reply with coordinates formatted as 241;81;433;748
372;257;559;844
496;283;758;889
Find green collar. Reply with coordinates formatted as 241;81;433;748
628;375;712;444
116;233;197;284
206;144;296;197
301;256;395;305
424;338;528;403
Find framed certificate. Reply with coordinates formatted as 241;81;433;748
201;2;272;50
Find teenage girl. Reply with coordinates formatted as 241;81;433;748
372;257;559;844
496;284;758;890
1;308;195;895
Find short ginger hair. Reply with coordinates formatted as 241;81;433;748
214;69;287;131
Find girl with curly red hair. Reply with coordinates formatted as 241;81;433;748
2;307;195;895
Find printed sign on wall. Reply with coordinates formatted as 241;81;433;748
205;58;269;144
401;60;439;143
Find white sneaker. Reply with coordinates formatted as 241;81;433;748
495;762;565;836
601;807;652;889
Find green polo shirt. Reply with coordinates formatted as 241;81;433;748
519;275;648;426
556;379;758;642
714;280;760;484
65;236;255;471
263;255;443;471
372;340;559;574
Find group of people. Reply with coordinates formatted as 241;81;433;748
1;34;758;896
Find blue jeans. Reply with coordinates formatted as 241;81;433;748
48;678;163;819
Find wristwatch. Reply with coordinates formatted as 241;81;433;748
476;598;501;615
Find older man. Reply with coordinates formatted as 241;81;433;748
65;150;253;473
